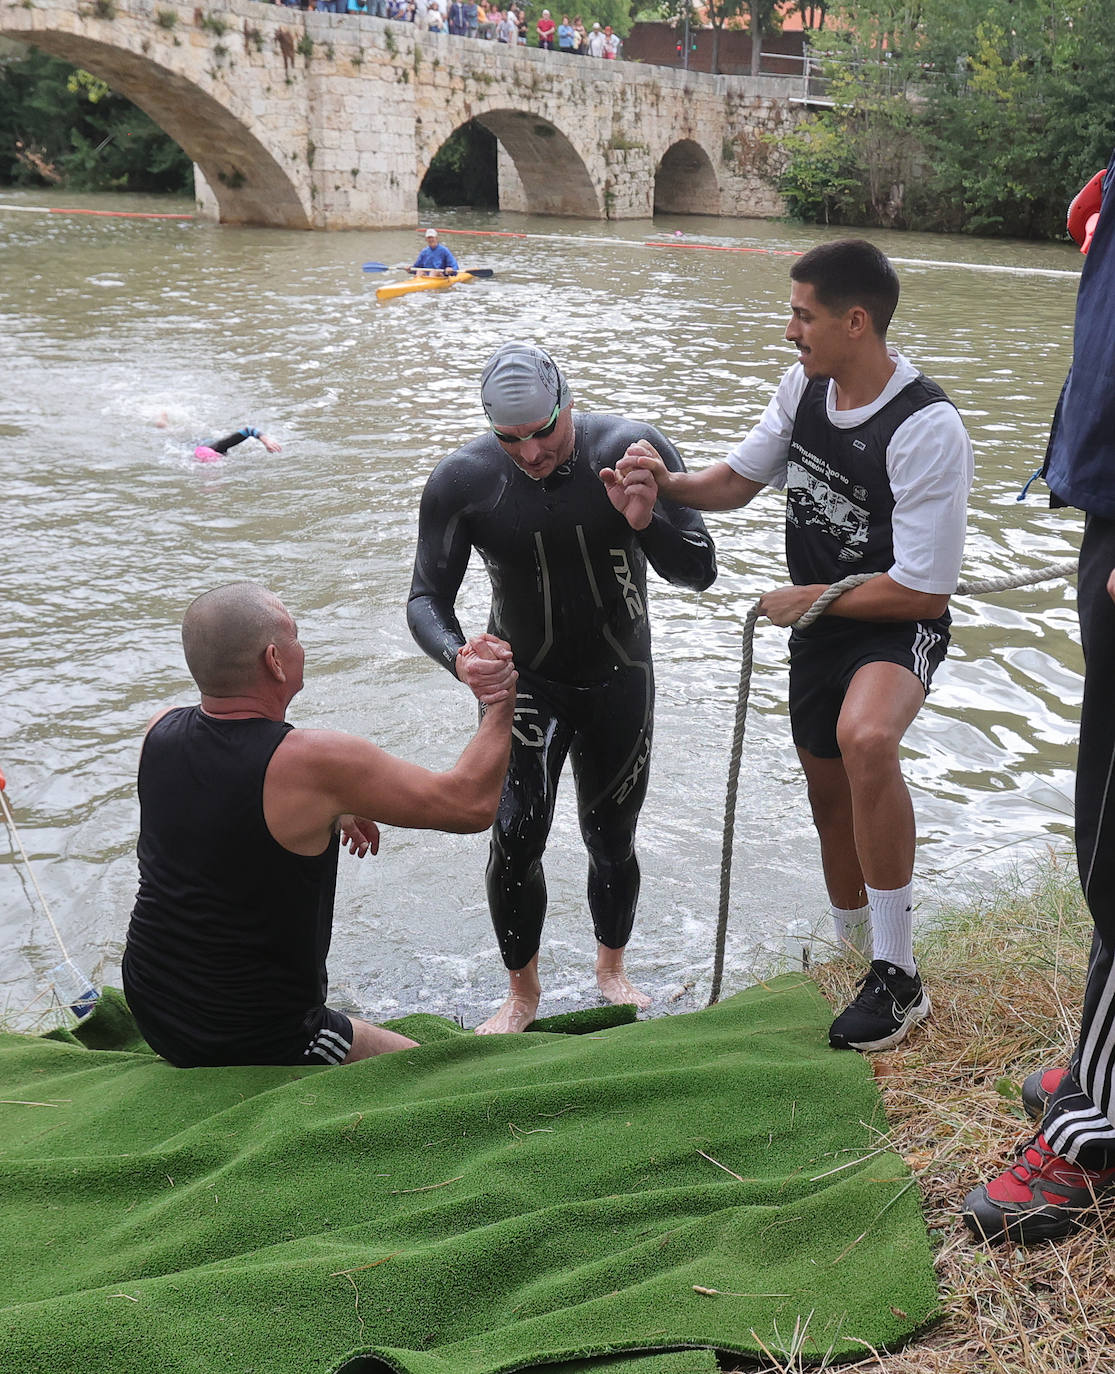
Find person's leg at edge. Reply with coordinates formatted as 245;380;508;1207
570;670;654;1011
344;1019;419;1060
476;683;572;1034
1041;513;1115;1165
962;515;1115;1242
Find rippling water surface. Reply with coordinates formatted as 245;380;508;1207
0;190;1086;1027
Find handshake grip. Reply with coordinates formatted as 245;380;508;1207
456;633;517;706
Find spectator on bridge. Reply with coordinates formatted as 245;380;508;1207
347;0;370;12
571;15;586;51
497;9;516;42
448;0;466;33
427;0;444;30
536;9;556;48
477;2;495;37
464;0;478;36
585;20;605;56
513;3;528;43
602;23;620;58
558;14;575;52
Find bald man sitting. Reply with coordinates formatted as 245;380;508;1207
121;582;516;1068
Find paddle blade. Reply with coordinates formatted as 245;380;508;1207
361;261;389;272
464;268;495;278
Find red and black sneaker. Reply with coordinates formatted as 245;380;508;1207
962;1131;1115;1243
1020;1067;1068;1122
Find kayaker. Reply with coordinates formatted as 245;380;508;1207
410;228;460;277
407;343;717;1034
121;582;516;1068
618;239;973;1054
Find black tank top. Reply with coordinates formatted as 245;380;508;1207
122;707;340;1062
787;373;953;637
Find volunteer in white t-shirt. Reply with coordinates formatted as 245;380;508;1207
614;238;974;1056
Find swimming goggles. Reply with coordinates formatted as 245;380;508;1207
490;400;562;444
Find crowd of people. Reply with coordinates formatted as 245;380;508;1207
273;0;623;55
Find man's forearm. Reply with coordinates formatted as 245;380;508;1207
638;515;717;591
443;695;514;831
406;593;467;675
660;462;764;512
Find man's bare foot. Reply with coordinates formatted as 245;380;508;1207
595;945;652;1010
475;955;541;1034
596;969;652;1010
475;994;539;1035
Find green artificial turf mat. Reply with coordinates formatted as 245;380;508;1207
0;975;937;1373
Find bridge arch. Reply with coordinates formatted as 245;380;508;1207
2;31;311;228
420;109;600;219
653;139;721;216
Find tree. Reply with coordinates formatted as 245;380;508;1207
0;44;191;193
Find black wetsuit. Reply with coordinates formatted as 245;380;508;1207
407;411;716;969
207;427;263;455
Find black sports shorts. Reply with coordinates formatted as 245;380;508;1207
788;619;949;759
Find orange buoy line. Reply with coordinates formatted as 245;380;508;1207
644;238;801;257
0;204;193;220
432;224;1081;278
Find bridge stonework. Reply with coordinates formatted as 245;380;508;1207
1;0;806;229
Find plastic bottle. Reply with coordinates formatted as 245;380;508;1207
784;919;813;971
49;959;99;1019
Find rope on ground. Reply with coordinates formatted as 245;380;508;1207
706;559;1079;1007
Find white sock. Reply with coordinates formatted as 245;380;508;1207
866;882;915;975
831;903;872;958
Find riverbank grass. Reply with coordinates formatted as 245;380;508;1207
774;852;1115;1374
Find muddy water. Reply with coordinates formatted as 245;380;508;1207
0;190;1086;1028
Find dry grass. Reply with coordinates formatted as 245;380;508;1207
730;850;1115;1374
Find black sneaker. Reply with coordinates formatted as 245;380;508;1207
828;959;930;1052
1021;1067;1068;1122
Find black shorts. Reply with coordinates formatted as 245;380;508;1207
788;620;949;760
124;979;354;1068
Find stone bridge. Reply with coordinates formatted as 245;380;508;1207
1;0;807;229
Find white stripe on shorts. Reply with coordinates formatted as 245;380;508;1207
305;1027;350;1065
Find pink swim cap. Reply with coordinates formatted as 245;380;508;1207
194;446;222;463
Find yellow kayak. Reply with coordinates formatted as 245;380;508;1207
376;271;474;303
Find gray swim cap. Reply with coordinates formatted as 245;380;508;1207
480;343;571;428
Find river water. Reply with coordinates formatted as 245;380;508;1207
0;189;1086;1030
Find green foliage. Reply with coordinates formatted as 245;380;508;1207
587;0;635;38
197;12;228;35
295;32;314;59
155;8;177;29
777;0;1115;238
92;0;117;18
420;120;498;208
0;46;192;193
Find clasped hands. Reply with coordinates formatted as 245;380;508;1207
455;632;518;705
599;439;668;531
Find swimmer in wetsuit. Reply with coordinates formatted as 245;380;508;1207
407;342;717;1033
194;426;282;463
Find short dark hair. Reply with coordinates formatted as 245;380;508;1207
789;239;900;336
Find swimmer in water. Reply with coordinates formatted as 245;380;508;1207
154;413;281;462
193;427;282;464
